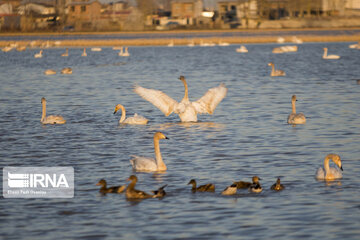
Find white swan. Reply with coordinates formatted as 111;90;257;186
236;45;248;53
277;37;285;43
34;50;43;58
130;132;169;172
218;40;230;46
268;62;286;77
323;47;340;59
134;76;227;122
168;40;174;47
82;48;87;57
61;48;68;57
113;104;148;125
316;154;343;180
122;47;130;57
41;97;66;124
292;36;303;44
287;95;306;124
44;69;56;75
348;42;360;49
91;47;102;52
61;67;72;74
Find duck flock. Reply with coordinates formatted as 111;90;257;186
3;37;356;200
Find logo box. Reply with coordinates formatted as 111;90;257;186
3;167;74;198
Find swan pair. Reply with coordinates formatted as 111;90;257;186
118;47;130;57
323;48;340;59
287;95;306;124
134;76;227;122
268;62;286;77
114;104;148;125
41;97;66;124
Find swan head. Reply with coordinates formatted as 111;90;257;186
291;95;298;102
268;62;274;66
127;175;138;182
114;104;124;114
179;76;186;82
329;154;343;171
252;176;261;183
323;47;328;51
96;179;106;186
187;179;196;185
154;131;169;140
41;97;46;104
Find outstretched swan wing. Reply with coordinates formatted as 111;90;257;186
134;85;179;116
193;83;227;114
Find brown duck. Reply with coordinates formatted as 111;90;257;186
232;180;252;189
151;184;168;198
188;179;215;192
96;179;125;194
125;175;154;199
270;178;285;191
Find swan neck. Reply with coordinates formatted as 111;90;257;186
271;64;275;75
41;101;46;121
291;100;296;114
154;136;166;170
182;79;189;101
119;105;126;123
323;49;327;58
324;155;331;173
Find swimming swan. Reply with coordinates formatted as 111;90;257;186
122;47;130;57
113;104;148;125
61;67;72;74
287;95;306;124
41;97;66;124
134;76;227;122
44;69;56;75
316;154;343;180
323;48;340;59
61;48;68;57
130;132;169;172
268;62;286;77
236;45;248;53
34;50;43;58
82;48;87;57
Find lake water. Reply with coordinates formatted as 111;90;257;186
0;42;360;239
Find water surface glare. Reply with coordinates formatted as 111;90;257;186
0;42;360;240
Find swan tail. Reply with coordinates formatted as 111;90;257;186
134;85;178;116
193;83;227;114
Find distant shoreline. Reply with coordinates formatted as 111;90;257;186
1;28;359;47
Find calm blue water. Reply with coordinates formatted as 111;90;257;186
0;42;360;239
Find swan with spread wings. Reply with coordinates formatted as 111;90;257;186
134;76;227;122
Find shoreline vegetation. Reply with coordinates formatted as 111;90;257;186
1;28;360;47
